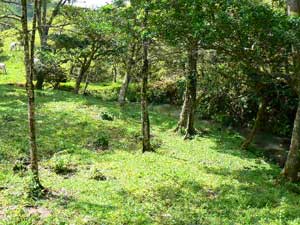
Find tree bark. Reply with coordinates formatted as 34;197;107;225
184;42;198;139
21;0;42;188
119;73;131;105
74;65;85;94
112;64;117;83
36;0;67;89
118;43;136;106
242;97;267;149
175;40;198;139
74;46;97;94
282;98;300;181
281;0;300;182
141;8;151;153
174;88;189;133
83;73;90;95
287;0;300;15
35;74;45;90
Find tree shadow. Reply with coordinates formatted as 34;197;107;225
0;55;10;62
0;85;142;161
204;166;300;219
141;168;300;224
204;125;267;161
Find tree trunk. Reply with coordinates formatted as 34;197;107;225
40;0;48;49
174;88;189;133
175;40;198;138
118;73;131;105
281;0;300;182
118;44;136;106
36;74;44;90
282;98;300;181
141;8;151;153
35;0;48;90
74;67;85;94
21;0;42;189
83;73;90;95
112;64;117;83
74;47;97;94
184;43;198;139
287;0;300;15
36;0;67;89
242;98;267;149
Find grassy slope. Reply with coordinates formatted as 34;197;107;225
0;33;300;225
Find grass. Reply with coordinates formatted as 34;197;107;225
0;36;25;84
1;32;300;225
0;84;300;225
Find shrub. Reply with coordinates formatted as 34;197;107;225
49;155;75;175
100;111;114;121
89;168;107;181
93;134;109;151
13;157;29;174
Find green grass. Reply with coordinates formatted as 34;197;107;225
0;30;25;84
0;84;300;225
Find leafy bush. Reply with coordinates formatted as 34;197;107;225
92;134;109;151
151;137;163;150
126;79;185;104
89;167;107;181
100;111;114;121
13;157;29;174
34;51;68;88
49;155;75;175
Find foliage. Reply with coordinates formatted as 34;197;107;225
34;50;68;88
100;111;114;121
49;154;75;175
92;133;110;151
89;167;107;181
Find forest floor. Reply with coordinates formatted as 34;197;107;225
1;33;300;225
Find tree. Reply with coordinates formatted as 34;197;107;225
21;0;44;193
140;5;151;152
35;0;68;89
213;0;294;149
113;4;142;105
282;0;300;181
153;0;215;139
287;0;300;14
62;5;117;94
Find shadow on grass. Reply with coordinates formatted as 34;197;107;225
0;84;146;161
0;55;10;62
137;169;300;224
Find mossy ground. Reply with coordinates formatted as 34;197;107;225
0;32;300;225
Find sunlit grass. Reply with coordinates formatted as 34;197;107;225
0;84;300;224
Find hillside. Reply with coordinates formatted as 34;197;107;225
0;83;300;224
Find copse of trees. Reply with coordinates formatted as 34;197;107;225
212;0;297;149
2;0;300;200
152;0;216;139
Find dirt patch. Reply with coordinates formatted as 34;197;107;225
237;128;290;167
25;206;52;218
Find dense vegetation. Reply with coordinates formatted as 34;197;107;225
0;0;300;224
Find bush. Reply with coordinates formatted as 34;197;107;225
34;51;68;88
100;111;114;121
49;155;75;175
126;79;185;105
89;168;107;181
13;157;29;174
92;134;109;151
